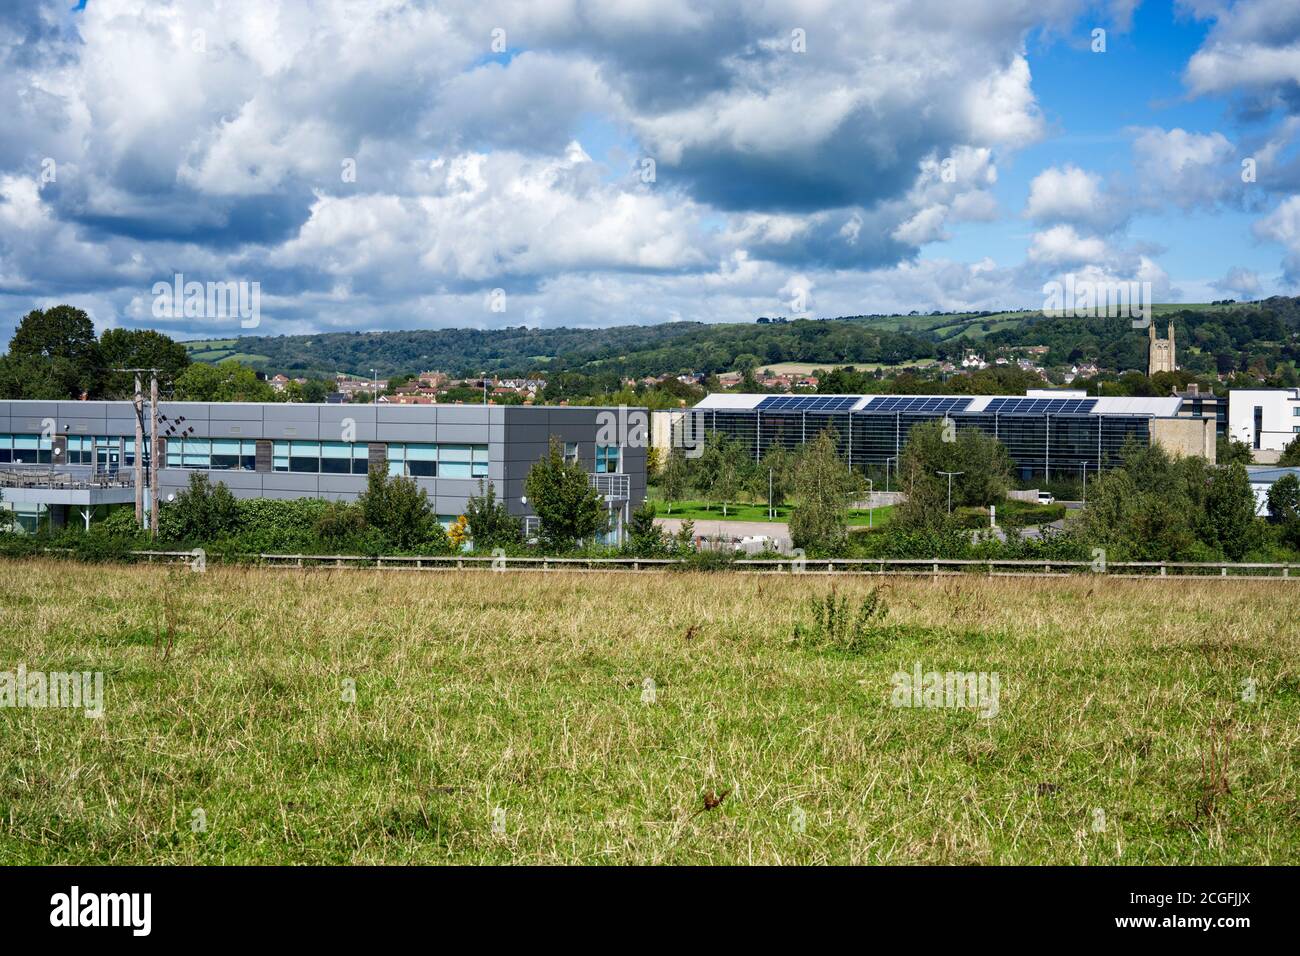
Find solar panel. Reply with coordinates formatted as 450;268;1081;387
756;395;858;412
858;396;974;415
985;397;1097;415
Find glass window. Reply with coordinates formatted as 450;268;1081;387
596;445;620;474
406;443;437;477
0;434;10;464
289;441;320;473
320;441;352;474
353;444;369;475
563;442;579;465
438;444;470;478
210;438;241;470
273;441;290;472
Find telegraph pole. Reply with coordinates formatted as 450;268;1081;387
115;367;164;531
133;373;144;525
150;373;160;535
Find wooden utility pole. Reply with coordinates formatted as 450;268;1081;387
150;372;160;536
134;373;145;525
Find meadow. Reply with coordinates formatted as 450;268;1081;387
1;559;1297;864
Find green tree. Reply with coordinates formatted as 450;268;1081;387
357;468;445;551
174;360;276;402
98;328;190;399
463;480;521;550
953;427;1013;506
1279;435;1300;468
751;443;795;517
1266;473;1300;523
658;447;689;514
1218;437;1255;467
788;429;858;552
1266;473;1300;549
5;305;104;399
1200;462;1261;560
892;420;959;531
158;472;240;542
524;436;607;550
626;501;665;555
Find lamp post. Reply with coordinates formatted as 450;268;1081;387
885;455;897;494
937;470;963;515
866;477;874;530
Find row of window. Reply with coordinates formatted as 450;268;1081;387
0;434;53;464
385;443;489;479
168;439;260;472
3;432;623;477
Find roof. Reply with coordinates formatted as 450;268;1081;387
1246;467;1300;484
693;392;1182;417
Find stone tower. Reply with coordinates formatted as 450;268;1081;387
1148;320;1175;375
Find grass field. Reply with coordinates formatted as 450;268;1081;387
652;498;893;527
1;560;1298;864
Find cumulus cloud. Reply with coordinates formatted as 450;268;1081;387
0;0;1157;338
1211;265;1263;296
1024;164;1127;231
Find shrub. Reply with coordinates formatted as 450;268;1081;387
463;480;521;550
793;586;889;653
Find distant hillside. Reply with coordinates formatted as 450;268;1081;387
182;298;1299;381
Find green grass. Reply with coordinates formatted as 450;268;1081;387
650;497;893;527
1;561;1297;864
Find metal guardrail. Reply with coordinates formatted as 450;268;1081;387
5;548;1299;578
0;468;134;490
94;552;1300;579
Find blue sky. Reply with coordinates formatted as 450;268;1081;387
2;0;1300;341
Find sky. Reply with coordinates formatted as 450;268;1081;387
2;0;1300;342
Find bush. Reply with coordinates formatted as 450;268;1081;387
792;586;888;653
157;472;240;542
464;480;521;550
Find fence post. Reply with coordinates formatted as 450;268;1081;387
1159;563;1166;577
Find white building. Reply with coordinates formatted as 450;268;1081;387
1246;467;1300;516
1228;389;1300;456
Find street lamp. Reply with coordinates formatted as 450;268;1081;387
866;477;874;530
885;455;897;494
936;470;964;515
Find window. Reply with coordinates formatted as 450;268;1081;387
596;445;620;474
564;442;579;465
66;435;94;465
6;434;53;465
123;439;151;470
321;441;367;474
385;443;488;479
165;439;257;470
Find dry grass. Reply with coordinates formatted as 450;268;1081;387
1;560;1298;864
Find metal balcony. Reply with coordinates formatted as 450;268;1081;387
588;472;629;501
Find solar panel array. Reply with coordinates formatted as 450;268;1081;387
755;395;859;412
859;396;974;414
983;397;1097;415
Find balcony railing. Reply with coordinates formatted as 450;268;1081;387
0;468;135;490
588;472;629;501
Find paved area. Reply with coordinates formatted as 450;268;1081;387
657;517;791;548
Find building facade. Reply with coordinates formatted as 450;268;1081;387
1228;388;1300;458
0;400;646;539
683;391;1214;482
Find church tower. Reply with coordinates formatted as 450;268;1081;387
1148;320;1175;375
